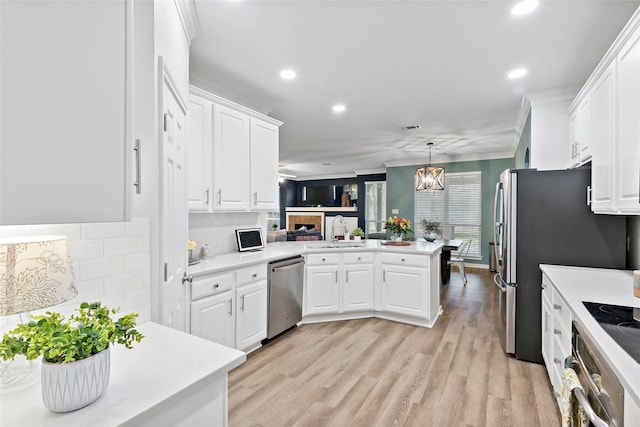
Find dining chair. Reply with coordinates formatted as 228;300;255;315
448;239;471;285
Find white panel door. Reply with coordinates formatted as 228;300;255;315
381;265;428;318
305;265;341;315
250;118;280;210
590;62;615;213
212;104;250;210
187;93;212;212
235;280;268;351
190;290;235;348
615;27;640;213
160;60;188;332
343;265;374;312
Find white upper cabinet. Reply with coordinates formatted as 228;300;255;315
212;104;251;211
0;0;132;224
250;119;280;211
186;87;282;213
614;25;640;213
568;95;592;167
187;93;213;211
571;9;640;214
590;62;615;213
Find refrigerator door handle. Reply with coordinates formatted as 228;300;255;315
493;273;506;293
493;181;504;264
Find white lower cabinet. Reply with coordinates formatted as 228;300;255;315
541;273;573;410
190;263;267;353
304;252;374;316
381;264;428;317
235;280;268;351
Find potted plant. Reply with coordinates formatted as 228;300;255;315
384;216;413;241
421;219;441;241
351;227;365;241
0;302;143;412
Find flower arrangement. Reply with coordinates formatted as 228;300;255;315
384;216;413;237
188;240;197;250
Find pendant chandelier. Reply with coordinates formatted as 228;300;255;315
415;142;445;191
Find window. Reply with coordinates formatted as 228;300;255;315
365;181;386;237
415;171;481;258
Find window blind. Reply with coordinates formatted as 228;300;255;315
415;171;482;258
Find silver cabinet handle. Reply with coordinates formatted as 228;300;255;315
133;139;141;194
553;304;561;310
335;271;338;283
346;270;349;282
205;188;210;205
553;358;561;364
586;185;592;206
254;192;258;205
383;270;386;282
241;294;245;311
217;189;222;204
228;299;233;316
545;313;551;332
553;329;561;335
181;272;192;285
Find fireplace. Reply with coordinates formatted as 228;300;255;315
286;212;324;236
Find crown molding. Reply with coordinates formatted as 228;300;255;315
173;0;200;44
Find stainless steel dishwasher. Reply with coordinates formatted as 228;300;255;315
267;256;305;339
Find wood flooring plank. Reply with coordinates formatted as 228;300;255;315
228;269;562;427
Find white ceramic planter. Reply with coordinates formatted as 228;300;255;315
41;347;110;412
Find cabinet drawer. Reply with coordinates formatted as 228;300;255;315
306;253;340;265
236;263;267;285
192;272;235;300
343;252;374;264
552;287;572;331
380;252;429;267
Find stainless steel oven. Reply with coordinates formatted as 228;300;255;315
566;322;624;427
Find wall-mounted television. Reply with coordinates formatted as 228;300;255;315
302;185;336;206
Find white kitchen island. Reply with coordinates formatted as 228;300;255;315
0;322;246;427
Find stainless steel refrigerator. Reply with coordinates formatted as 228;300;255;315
492;168;627;363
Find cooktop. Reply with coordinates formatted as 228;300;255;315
583;302;640;364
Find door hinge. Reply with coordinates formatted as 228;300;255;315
163;113;168;132
163;263;168;282
182;272;192;285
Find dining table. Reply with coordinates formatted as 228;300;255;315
439;239;462;285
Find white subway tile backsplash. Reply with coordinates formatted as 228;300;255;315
105;271;145;294
81;222;126;240
80;256;125;281
125;252;150;272
126;287;151;309
24;223;82;240
0;225;26;238
125;217;149;236
105;236;144;256
74;279;106;301
69;239;104;261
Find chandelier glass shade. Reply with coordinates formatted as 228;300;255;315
416;143;445;191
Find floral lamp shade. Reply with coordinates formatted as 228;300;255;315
0;236;77;316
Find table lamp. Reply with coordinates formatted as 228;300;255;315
0;235;78;386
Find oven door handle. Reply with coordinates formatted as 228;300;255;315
564;356;611;427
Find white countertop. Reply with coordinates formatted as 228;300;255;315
188;239;444;277
0;322;246;427
539;264;640;406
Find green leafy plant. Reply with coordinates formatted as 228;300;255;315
351;227;365;237
0;302;144;364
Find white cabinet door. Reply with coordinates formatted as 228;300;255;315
590;62;616;213
576;96;592;164
305;265;341;315
615;27;640;213
568;111;578;168
381;265;429;318
250;118;280;210
541;290;553;375
212;103;250;211
235;280;267;351
1;0;132;224
190;290;235;348
343;264;374;312
187;93;212;212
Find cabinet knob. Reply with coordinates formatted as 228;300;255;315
213;283;219;289
357;257;361;261
252;273;257;278
401;258;406;262
553;304;561;310
553;358;561;364
553;329;561;335
322;258;326;262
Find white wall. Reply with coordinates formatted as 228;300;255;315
0;218;152;325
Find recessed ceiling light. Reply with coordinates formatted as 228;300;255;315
511;0;538;16
508;68;528;79
332;104;346;113
279;69;296;80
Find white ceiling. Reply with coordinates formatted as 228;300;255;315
190;0;640;179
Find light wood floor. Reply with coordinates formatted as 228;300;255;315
229;267;561;427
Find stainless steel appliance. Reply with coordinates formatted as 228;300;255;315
267;256;304;339
566;322;624;427
492;168;627;362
